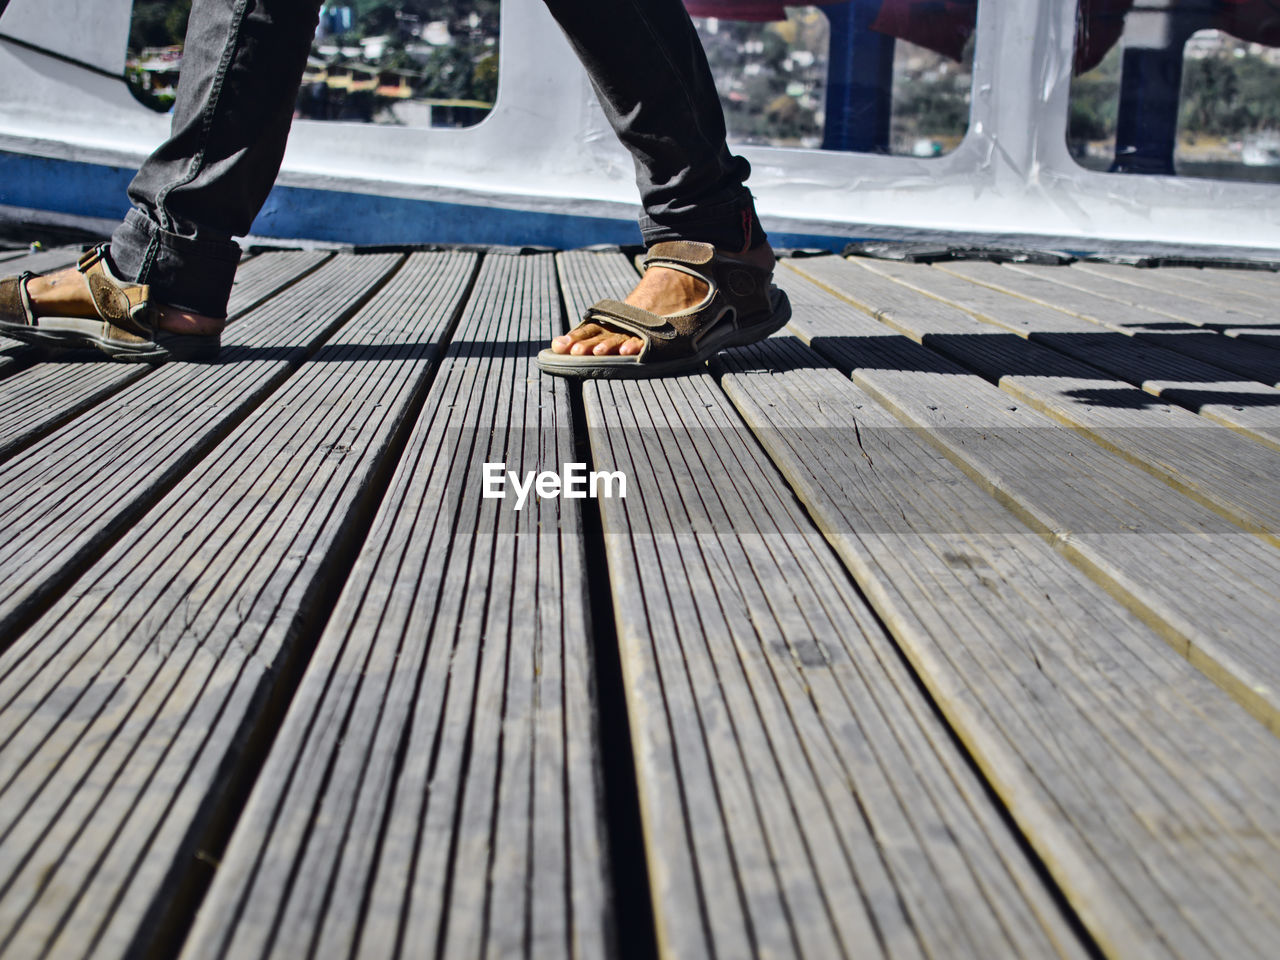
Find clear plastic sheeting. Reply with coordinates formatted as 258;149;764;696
0;0;1276;253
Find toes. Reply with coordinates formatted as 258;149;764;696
570;332;613;355
564;322;606;343
552;322;608;354
550;324;642;358
589;334;645;356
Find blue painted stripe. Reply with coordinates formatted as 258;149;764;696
0;148;853;251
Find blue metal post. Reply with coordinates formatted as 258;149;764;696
821;0;896;152
1110;45;1184;174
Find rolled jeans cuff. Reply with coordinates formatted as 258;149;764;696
109;208;241;319
638;196;767;252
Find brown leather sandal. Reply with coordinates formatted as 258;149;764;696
0;244;221;363
537;240;791;379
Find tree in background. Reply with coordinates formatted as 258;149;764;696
128;0;190;51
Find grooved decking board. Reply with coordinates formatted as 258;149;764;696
843;256;1280;450
224;249;330;318
1007;263;1277;332
182;252;609;960
1007;263;1280;355
1184;266;1280;302
0;246;84;276
0;251;477;960
776;263;1280;734
0;362;149;461
785;257;1280;544
0;250;331;463
939;261;1280;388
712;289;1280;960
561;249;1089;960
1076;262;1278;321
0;252;400;639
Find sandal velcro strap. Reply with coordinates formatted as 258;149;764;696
0;272;36;326
643;240;717;268
585;297;731;363
642;240;770;311
586;299;679;337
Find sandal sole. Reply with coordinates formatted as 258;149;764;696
537;287;791;380
0;318;220;363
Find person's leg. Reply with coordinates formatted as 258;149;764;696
108;0;324;321
540;0;776;358
11;0;321;356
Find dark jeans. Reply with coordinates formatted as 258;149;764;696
109;0;764;318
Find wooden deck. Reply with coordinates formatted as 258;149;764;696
0;243;1278;960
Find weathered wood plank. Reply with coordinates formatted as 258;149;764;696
788;257;1280;545
0;251;476;960
182;252;610;960
563;250;1088;960
1007;264;1280;355
1185;266;1280;302
224;249;329;318
844;256;1280;451
0;250;331;463
712;270;1280;960
1009;263;1276;331
0;252;400;640
779;259;1280;735
1075;263;1277;320
0;246;84;276
940;260;1280;388
0;362;149;462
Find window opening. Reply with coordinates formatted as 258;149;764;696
688;1;977;155
1068;1;1280;183
126;2;500;129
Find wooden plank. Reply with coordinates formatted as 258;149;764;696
940;260;1280;388
181;252;610;960
1070;263;1280;320
782;258;1280;733
0;252;401;640
787;257;1280;546
1006;263;1280;355
712;277;1280;960
1186;266;1280;301
1007;263;1277;331
0;246;84;276
224;249;329;318
1083;264;1279;319
0;250;331;464
0;362;150;462
0;251;478;960
843;256;1280;451
562;250;1088;960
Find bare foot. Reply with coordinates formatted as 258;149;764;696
551;242;775;357
25;267;224;335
